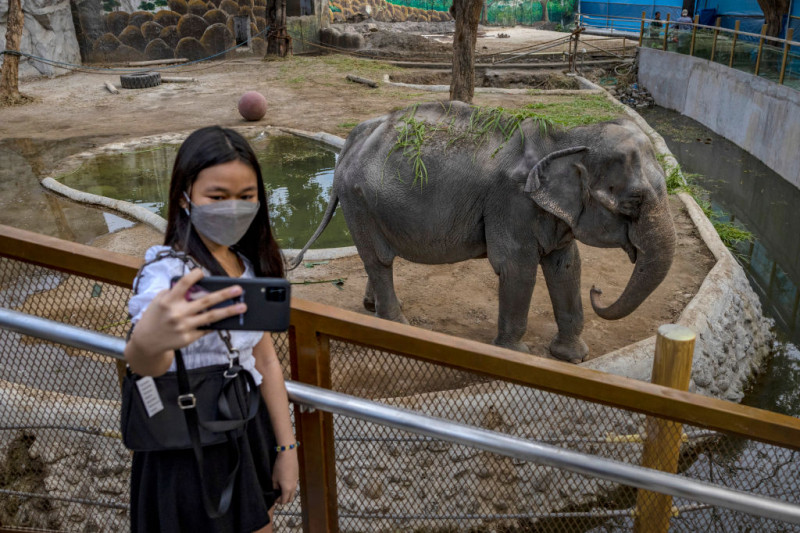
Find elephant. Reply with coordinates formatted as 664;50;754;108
290;101;676;363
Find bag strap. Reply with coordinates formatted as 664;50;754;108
175;348;241;519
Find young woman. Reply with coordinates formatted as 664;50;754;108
124;126;298;533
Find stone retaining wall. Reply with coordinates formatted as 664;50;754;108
638;47;800;189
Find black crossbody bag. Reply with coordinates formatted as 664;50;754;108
120;250;260;518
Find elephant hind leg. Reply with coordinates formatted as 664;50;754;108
363;260;408;324
363;278;402;313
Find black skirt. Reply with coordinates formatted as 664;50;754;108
130;396;278;533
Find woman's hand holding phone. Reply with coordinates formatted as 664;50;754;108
124;269;246;376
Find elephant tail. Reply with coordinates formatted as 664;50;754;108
287;191;340;270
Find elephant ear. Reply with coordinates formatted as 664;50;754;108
524;146;588;227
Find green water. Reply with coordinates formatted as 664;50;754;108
56;135;351;249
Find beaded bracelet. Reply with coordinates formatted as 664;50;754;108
275;441;300;453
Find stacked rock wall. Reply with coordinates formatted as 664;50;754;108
83;3;254;63
0;0;81;78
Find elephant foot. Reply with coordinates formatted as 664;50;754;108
379;312;409;325
492;338;531;354
364;297;402;313
549;335;588;364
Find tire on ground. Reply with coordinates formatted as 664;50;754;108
120;71;162;89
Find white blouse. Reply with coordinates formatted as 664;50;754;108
129;245;265;385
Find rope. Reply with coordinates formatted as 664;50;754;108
0;24;271;75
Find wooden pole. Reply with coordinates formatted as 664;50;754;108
290;321;339;533
690;15;699;56
710;17;721;62
639;12;646;46
662;13;671;50
779;28;794;84
633;324;696;533
0;0;23;102
755;24;767;75
729;20;741;67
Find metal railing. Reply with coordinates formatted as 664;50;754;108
578;13;800;87
2;307;800;527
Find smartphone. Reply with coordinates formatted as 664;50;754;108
171;276;291;331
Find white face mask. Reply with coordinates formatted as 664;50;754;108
183;192;260;246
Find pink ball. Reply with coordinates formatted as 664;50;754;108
238;91;268;121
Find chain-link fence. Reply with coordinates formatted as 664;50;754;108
2;244;800;532
326;339;800;532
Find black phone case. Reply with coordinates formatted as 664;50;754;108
174;276;291;331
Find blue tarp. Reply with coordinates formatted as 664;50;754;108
581;0;681;31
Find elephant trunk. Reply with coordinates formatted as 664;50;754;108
590;198;676;320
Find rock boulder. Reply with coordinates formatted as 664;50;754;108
0;0;81;78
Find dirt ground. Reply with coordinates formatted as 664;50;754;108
0;25;714;363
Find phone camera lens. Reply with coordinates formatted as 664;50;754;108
266;287;287;302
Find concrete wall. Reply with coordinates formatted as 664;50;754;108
638;47;800;189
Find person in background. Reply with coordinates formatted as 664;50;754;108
677;9;693;30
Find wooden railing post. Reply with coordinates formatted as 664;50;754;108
690;15;699;56
639;11;646;46
633;324;696;533
779;28;794;84
729;20;740;67
662;13;671;50
755;24;767;75
710;17;721;61
291;318;339;533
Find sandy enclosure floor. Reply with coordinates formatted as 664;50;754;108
0;26;713;363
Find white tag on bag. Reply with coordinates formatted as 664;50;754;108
136;376;165;417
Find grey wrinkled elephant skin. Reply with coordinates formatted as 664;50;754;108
291;101;676;363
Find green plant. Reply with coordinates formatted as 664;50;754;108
103;0;120;11
337;121;359;129
137;0;166;10
658;158;753;251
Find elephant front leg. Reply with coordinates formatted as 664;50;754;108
491;261;537;354
541;240;588;363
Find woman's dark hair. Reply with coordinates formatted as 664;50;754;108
164;126;284;278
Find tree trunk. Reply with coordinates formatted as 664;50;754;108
539;0;549;22
449;0;483;103
756;0;789;36
0;0;24;102
265;0;291;57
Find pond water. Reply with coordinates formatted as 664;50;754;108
638;106;800;531
639;106;800;413
55;134;351;250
